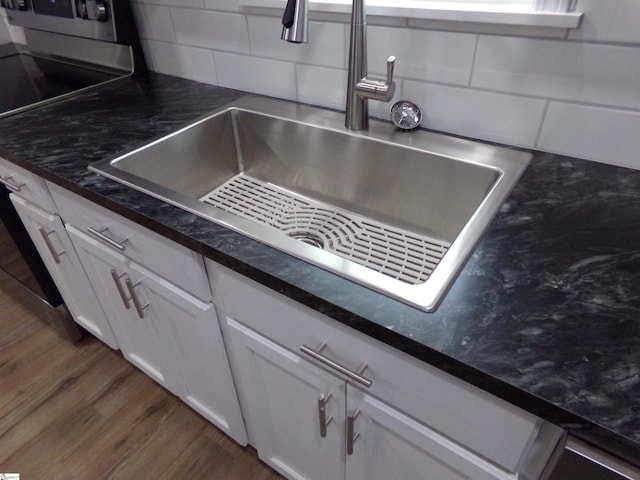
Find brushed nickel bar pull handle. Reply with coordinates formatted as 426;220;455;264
38;227;65;264
88;227;128;251
346;409;361;455
300;342;372;388
110;269;130;309
317;393;333;438
125;278;149;319
0;176;25;192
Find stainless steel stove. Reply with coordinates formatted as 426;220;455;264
0;0;143;318
1;0;144;118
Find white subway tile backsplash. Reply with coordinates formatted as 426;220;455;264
368;26;476;85
248;16;345;68
472;36;640;110
131;4;175;42
203;0;241;12
369;101;398;123
361;15;407;28
296;65;347;111
569;0;640;44
214;52;297;100
408;17;566;39
143;40;217;85
403;81;547;148
171;8;250;53
538;103;640;169
121;2;640;168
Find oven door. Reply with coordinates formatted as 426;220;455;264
0;184;63;306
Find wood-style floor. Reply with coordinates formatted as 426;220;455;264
0;269;282;480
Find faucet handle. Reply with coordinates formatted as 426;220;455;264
355;55;397;102
386;56;395;86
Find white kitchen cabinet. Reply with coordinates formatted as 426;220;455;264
227;317;514;480
150;260;246;439
345;386;511;480
67;224;178;392
211;260;565;480
62;216;246;444
10;195;119;348
2;157;118;347
227;318;346;480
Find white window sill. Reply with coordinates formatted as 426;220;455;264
239;0;583;29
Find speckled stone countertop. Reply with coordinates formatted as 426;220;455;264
1;72;638;467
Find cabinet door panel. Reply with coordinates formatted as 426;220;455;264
67;225;177;393
346;386;508;480
11;195;118;348
226;318;346;480
129;263;247;445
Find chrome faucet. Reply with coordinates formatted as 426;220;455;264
281;0;396;130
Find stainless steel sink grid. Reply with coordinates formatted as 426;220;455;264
90;95;531;311
201;174;449;285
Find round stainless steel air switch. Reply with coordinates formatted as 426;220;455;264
390;101;422;131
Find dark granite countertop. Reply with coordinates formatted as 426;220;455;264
1;72;638;468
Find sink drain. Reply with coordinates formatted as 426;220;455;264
288;232;325;249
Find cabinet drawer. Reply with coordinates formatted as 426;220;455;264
49;182;211;301
0;157;57;212
210;260;560;474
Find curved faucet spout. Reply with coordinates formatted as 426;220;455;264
281;0;396;130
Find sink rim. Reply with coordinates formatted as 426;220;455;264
89;94;530;312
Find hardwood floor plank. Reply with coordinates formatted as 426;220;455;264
0;272;282;480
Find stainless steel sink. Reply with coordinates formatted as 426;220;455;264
90;95;530;311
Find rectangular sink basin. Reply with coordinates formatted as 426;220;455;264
90;95;530;311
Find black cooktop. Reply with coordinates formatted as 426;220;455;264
0;51;121;118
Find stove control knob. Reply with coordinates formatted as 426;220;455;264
95;1;108;21
76;0;88;18
17;0;28;10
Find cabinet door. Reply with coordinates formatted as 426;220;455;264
226;318;346;480
10;195;118;349
345;385;509;480
129;263;248;445
66;225;179;395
